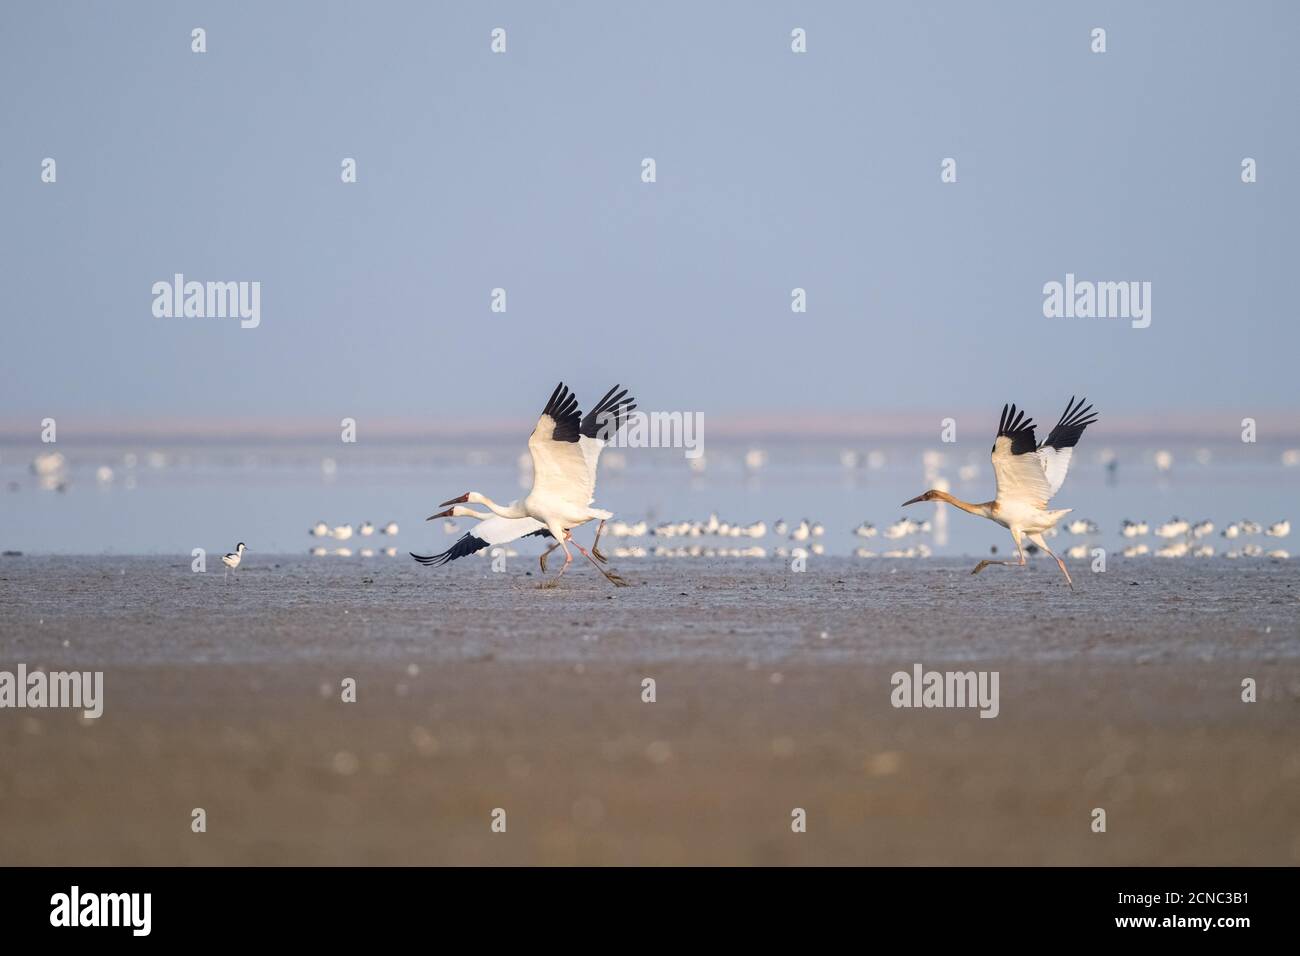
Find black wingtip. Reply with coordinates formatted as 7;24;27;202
580;383;637;440
996;401;1038;455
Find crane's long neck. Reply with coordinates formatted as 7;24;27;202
470;494;528;519
931;490;994;519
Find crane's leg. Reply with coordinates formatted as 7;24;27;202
590;519;608;563
555;536;574;579
538;540;561;573
1028;532;1073;589
570;533;629;587
971;530;1027;576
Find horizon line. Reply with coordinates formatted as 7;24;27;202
3;410;1299;444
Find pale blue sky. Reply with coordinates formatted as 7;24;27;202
2;0;1296;427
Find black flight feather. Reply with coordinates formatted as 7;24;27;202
410;529;554;567
1040;396;1098;450
410;533;490;566
995;402;1038;456
581;384;637;441
541;382;581;443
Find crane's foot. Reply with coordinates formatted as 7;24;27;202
600;566;630;587
970;560;992;576
539;542;561;574
574;540;627;586
591;545;608;564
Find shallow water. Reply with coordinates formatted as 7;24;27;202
2;437;1296;558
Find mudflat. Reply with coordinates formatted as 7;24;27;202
1;555;1296;864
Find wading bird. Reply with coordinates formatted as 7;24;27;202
902;397;1098;588
412;384;636;584
221;542;246;582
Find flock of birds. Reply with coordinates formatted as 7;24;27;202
257;388;1289;589
394;390;1295;590
306;519;403;557
31;386;1283;588
1113;517;1290;559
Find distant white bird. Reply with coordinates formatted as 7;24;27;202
1192;544;1215;558
1156;540;1190;558
359;521;375;537
310;546;327;557
1267;549;1289;559
1241;520;1263;535
773;519;789;537
789;520;811;542
854;522;877;539
1121;520;1149;538
1122;543;1150;557
414;384;636;583
903;397;1098;588
810;522;825;538
1266;521;1290;538
1155;518;1189;539
1066;519;1098;535
381;521;399;536
309;521;329;537
221;542;246;582
1191;520;1215;539
332;524;353;541
1221;523;1241;540
884;517;923;540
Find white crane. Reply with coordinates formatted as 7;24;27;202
902;397;1098;588
411;503;552;566
412;383;636;585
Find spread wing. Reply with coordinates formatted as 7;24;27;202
411;508;550;566
527;382;593;511
578;384;637;484
990;403;1053;511
1037;396;1097;497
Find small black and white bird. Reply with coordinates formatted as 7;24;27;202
221;542;247;582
